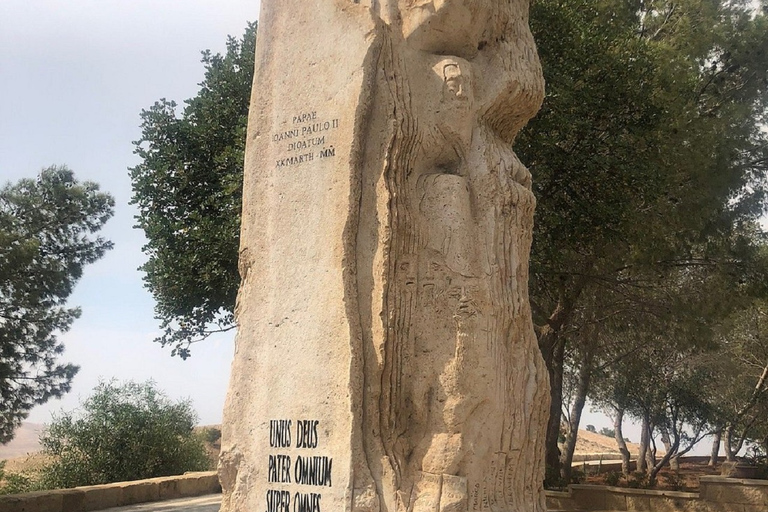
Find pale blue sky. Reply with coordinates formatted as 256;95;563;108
0;0;260;425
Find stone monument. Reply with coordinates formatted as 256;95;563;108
219;1;550;512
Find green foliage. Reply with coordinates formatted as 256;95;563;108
522;0;768;484
659;471;686;491
569;468;586;484
38;380;211;489
205;426;222;444
0;461;38;495
599;427;615;438
627;471;649;489
0;166;114;443
586;424;596;433
130;22;257;358
603;471;622;487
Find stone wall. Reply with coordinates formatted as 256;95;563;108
546;476;768;512
0;471;220;512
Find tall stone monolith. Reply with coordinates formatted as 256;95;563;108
219;2;550;512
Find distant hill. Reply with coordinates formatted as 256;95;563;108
573;428;641;456
0;423;43;460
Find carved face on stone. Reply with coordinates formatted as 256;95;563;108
398;0;543;143
398;0;490;57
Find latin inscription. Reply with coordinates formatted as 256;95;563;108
265;419;333;512
271;111;339;168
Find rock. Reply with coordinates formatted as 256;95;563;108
219;2;549;512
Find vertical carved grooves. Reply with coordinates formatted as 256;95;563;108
470;118;548;512
379;28;413;487
344;13;387;512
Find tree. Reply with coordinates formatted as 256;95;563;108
703;300;768;462
517;0;768;483
128;6;768;485
0;166;114;444
130;22;257;358
38;380;210;488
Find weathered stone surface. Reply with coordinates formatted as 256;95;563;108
700;477;768;507
219;1;548;512
0;472;221;512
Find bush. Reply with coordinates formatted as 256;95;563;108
569;468;585;484
603;471;622;487
38;380;211;489
660;471;686;491
599;427;615;438
627;471;648;488
0;461;38;495
205;427;222;444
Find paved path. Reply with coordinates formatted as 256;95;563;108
101;494;221;512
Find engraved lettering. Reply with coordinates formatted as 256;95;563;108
268;454;292;483
292;492;321;512
265;490;291;512
293;112;317;124
294;455;333;487
272;129;300;142
296;420;319;448
287;136;325;152
270;420;292;448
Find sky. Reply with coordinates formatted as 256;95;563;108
0;0;260;425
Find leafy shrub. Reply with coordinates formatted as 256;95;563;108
205;427;222;444
627;471;648;488
38;380;211;489
599;427;615;438
660;471;686;491
569;469;585;484
603;471;622;486
0;461;38;495
544;464;567;490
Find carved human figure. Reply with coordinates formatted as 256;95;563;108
355;1;550;512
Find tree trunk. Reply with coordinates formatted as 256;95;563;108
613;407;631;475
648;437;679;487
724;424;737;462
637;414;650;473
708;429;721;467
541;331;565;484
646;421;657;469
537;289;584;488
560;345;593;483
660;428;679;470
